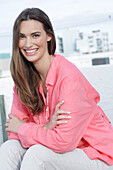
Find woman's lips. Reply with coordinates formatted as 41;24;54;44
24;48;38;56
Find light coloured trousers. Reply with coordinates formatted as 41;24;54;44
0;140;112;170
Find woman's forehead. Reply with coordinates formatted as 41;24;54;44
19;20;44;33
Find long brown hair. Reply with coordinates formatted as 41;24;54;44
10;8;56;115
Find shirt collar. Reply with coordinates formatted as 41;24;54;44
45;54;61;86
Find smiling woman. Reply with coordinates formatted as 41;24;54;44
0;7;113;170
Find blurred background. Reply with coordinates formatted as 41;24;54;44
0;0;113;143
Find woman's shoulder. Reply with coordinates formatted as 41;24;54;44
54;54;81;78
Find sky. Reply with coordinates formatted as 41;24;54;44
0;0;113;32
0;0;113;52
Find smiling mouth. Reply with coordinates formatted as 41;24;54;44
24;48;39;56
24;49;38;53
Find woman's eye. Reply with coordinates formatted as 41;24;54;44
19;34;25;39
33;34;40;38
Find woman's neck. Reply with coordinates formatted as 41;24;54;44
34;54;54;85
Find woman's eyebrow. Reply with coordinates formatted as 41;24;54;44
31;31;41;35
19;31;41;35
19;33;25;35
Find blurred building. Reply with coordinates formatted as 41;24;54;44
56;28;79;54
76;30;109;54
109;43;113;51
56;29;110;54
56;36;64;53
55;29;113;66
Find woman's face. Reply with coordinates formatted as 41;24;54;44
18;19;52;64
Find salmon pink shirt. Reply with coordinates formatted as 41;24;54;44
8;54;113;165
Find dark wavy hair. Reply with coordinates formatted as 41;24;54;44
10;8;56;115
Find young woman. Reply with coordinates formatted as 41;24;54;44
0;8;113;170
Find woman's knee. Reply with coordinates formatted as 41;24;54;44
24;144;52;161
20;145;47;170
25;144;47;157
0;140;27;170
0;140;26;158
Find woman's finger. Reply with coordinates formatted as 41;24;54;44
8;114;15;119
56;110;71;115
5;119;10;127
5;122;9;127
5;127;9;132
6;119;10;123
57;115;71;120
57;120;68;124
55;101;64;111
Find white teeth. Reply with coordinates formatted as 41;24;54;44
25;49;38;53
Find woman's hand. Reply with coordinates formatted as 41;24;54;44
43;101;71;130
5;114;27;133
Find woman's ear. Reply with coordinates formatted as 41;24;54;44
47;34;52;42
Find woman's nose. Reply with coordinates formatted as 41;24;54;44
25;37;33;48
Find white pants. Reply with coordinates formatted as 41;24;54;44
0;140;112;170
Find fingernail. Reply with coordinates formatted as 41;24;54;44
68;116;71;118
64;121;68;123
62;100;64;103
67;111;71;113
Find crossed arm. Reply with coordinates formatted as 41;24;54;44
5;100;71;133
